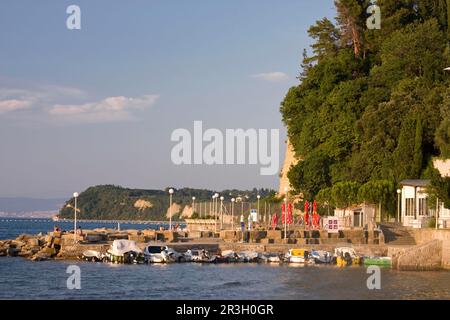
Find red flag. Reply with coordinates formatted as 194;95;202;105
271;213;278;230
281;203;286;224
287;203;293;225
304;200;309;214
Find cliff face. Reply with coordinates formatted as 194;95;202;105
434;159;450;177
278;139;298;196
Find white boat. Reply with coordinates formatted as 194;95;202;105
81;250;104;262
285;249;309;263
311;250;332;264
220;250;241;262
334;247;358;258
144;245;185;263
106;240;144;264
237;251;259;263
184;249;216;263
258;253;281;263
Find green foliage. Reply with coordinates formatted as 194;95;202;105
287;151;331;199
281;0;450;212
331;181;360;209
428;168;450;208
358;180;395;206
59;185;274;221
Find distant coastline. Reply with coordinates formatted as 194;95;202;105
0;211;57;219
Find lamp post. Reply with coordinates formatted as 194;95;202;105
257;195;260;223
436;197;439;230
214;193;219;233
231;198;235;230
397;189;401;224
192;196;196;216
220;196;224;230
73;192;79;243
169;188;174;231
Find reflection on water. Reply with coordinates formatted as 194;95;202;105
0;257;449;300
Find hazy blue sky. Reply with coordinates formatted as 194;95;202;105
0;0;335;198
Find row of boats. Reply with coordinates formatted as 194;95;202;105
81;240;392;267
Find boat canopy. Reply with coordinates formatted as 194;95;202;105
109;240;143;256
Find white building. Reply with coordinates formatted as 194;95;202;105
334;204;377;229
400;179;450;229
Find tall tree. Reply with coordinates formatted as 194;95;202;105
413;116;424;177
307;18;340;62
335;0;369;57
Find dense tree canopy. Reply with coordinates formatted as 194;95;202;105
59;185;274;221
281;0;450;212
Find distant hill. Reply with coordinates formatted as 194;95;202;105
0;197;65;213
58;185;274;221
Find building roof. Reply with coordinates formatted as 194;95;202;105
400;179;431;187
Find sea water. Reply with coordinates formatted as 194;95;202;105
1;219;450;300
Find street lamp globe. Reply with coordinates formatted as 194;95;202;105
231;198;235;203
169;188;174;194
220;196;224;201
397;189;401;194
73;192;79;198
192;196;196;201
257;195;261;199
214;193;219;198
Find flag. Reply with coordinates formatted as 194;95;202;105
271;213;278;230
281;203;286;224
287;203;293;225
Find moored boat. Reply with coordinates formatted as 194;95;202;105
363;257;392;267
81;250;104;262
311;250;332;264
285;249;309;264
106;240;145;264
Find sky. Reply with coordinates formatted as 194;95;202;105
0;0;336;199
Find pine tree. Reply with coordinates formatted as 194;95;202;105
334;0;369;57
413;116;423;177
307;18;340;62
392;115;416;181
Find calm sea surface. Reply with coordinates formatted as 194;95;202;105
1;219;450;300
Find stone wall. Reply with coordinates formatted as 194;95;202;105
412;229;450;269
394;240;442;271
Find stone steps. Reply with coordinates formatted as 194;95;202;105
380;223;416;246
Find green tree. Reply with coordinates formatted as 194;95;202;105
331;181;360;209
358;180;395;221
413;116;424;177
307;18;340;62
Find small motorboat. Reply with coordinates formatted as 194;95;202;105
363;256;392;267
81;250;104;262
285;249;309;264
144;245;185;263
258;253;281;263
334;247;361;266
106;240;145;264
220;250;240;263
184;249;216;263
310;250;332;264
237;251;259;263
